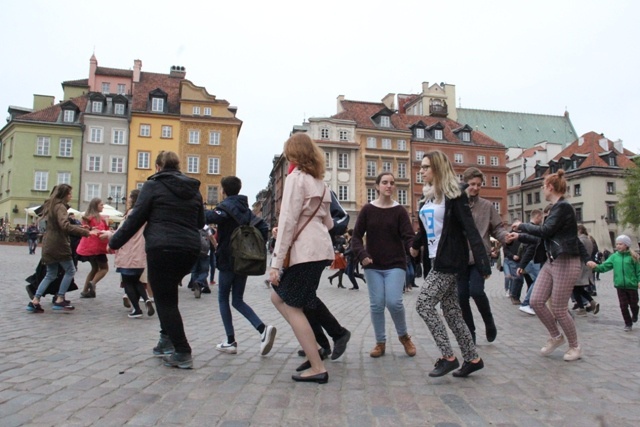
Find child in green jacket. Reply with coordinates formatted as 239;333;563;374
588;235;640;331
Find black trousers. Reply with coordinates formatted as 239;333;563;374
304;299;347;350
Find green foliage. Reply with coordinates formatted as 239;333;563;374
618;157;640;230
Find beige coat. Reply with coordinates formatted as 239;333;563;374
114;211;147;269
576;234;593;286
41;200;89;264
271;169;334;269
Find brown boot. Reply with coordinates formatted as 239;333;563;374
399;334;416;357
369;342;386;358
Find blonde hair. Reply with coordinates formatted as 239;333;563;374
283;133;325;179
422;150;461;203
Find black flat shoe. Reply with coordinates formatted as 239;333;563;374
292;372;328;384
452;359;484;378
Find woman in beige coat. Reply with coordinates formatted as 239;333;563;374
269;133;335;384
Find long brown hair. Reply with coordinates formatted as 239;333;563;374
84;198;103;223
283;133;325;179
41;184;72;218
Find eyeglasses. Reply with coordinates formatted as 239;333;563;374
420;165;431;170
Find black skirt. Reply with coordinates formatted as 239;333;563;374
274;260;328;309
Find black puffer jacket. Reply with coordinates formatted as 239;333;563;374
109;169;204;253
412;184;491;277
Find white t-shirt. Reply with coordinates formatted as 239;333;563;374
419;198;446;259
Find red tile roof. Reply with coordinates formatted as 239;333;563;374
551;131;637;169
132;72;182;114
16;95;88;123
62;78;89;87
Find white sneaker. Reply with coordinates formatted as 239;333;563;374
216;341;238;354
563;345;582;361
540;335;565;356
519;305;536;316
504;291;511;297
260;325;277;356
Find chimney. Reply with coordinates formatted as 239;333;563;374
421;82;429;94
169;65;186;79
381;93;396;110
578;137;584;146
33;94;55;111
336;95;345;113
599;137;609;151
88;54;98;91
613;139;624;153
133;59;142;83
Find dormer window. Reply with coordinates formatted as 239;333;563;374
152;98;164;112
63;110;75;123
608;156;617;166
434;129;444;140
320;128;329;140
114;103;125;115
380;116;390;127
461;131;470;142
416;128;425;139
92;101;103;113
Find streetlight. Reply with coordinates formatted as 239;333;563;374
107;193;128;211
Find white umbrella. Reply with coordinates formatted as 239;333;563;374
78;204;124;223
25;205;83;218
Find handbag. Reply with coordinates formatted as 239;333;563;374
282;186;326;269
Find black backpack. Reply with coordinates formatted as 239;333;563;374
219;207;266;276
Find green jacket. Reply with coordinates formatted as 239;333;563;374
593;250;640;290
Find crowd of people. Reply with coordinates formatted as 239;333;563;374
21;148;640;383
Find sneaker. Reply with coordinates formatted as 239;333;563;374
216;341;238;354
519;305;536;316
540;334;565;356
162;352;193;369
624;324;632;332
122;295;131;308
589;300;600;315
26;302;44;313
398;334;417;357
563;346;582;361
452;359;484;377
52;300;75;311
146;300;155;316
153;334;174;356
429;357;460;377
201;286;211;294
128;309;143;318
504;291;511;297
193;285;201;299
575;308;587;316
260;325;277;356
331;330;351;360
369;342;386;358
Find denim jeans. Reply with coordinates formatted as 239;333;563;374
217;269;263;337
364;268;408;343
521;261;541;306
35;259;76;298
190;255;210;287
505;259;524;298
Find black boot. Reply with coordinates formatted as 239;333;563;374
475;295;497;342
153;333;174;356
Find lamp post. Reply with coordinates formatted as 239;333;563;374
107;193;128;211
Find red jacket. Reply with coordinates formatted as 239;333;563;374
76;216;109;256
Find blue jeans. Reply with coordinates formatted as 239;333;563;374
505;259;524;298
217;269;263;337
35;259;76;298
190;255;210;288
364;268;408;343
521;261;541;306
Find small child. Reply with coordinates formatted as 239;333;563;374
588;235;640;331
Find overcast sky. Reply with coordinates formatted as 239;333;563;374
2;0;638;202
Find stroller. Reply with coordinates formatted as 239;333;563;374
25;260;78;301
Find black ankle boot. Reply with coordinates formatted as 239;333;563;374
153;333;174;356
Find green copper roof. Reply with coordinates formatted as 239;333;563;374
456;108;576;149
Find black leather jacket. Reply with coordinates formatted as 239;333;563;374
412;185;491;277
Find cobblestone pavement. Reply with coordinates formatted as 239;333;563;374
1;243;639;426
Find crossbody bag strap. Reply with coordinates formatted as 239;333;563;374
289;186;326;246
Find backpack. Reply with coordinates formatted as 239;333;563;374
328;189;349;237
198;229;210;257
219;206;267;276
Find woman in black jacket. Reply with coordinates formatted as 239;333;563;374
108;151;204;369
411;150;490;378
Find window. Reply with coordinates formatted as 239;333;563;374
325;152;331;168
85;183;100;201
189;130;200;144
492;202;501;213
207;157;220;174
151;97;164;112
415;150;424;161
607;204;617;222
89;127;103;143
397;163;407;178
87;155;102;172
415;128;425;139
398;189;407;205
101;82;110;94
490;156;499;166
57;172;71;185
454;153;463;164
117;84;126;95
509;175;514;187
516;193;521;204
366;161;377;177
606;181;616;194
34;171;48;191
193;106;201;115
139;124;151;137
416;171;423;183
491;176;499;187
380;116;390;127
339;130;348;141
382;162;392;173
36;136;50;156
457;174;464;182
320;128;330;139
574;184;581;196
575;206;583;222
367;188;376;202
63;110;75;122
434;129;443;140
527;193;532;205
206;186;219;204
204;107;212;116
509;195;513;206
108;185;125;200
114;103;125;115
161;126;172;138
137;152;150;169
338;185;348;201
136;182;144;190
608;156;617;166
381;139;392;149
397;140;406;150
534;192;540;203
112;129;126;145
110;156;125;173
338;153;349;169
367;137;376;148
477;155;486;165
92;101;103;113
59;138;72;157
187;156;200;173
209;131;220;145
461;131;471;142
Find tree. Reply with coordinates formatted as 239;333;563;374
618;157;640;231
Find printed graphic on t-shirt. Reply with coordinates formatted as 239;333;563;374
420;199;445;259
